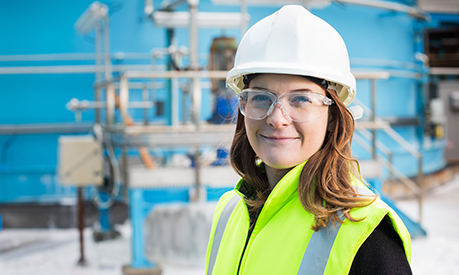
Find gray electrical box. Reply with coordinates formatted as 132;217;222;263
440;82;459;161
58;135;103;186
449;91;459;112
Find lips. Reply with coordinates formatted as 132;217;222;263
261;134;299;141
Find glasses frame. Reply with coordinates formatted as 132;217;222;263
238;88;334;123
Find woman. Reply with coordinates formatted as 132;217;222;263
206;5;412;275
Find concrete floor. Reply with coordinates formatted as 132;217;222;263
0;173;458;275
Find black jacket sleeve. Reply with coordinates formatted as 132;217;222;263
349;216;412;275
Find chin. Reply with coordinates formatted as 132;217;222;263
264;159;300;170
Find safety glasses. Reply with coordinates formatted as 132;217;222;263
238;88;334;123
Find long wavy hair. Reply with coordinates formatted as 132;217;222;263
229;76;375;231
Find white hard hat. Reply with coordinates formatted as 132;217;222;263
227;5;356;106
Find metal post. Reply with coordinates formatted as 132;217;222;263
189;0;201;128
95;22;103;124
143;85;149;125
418;155;424;224
171;77;179;126
189;0;202;201
103;16;112;80
122;145;129;202
120;76;129;125
77;187;87;266
127;189;158;270
192;148;201;201
240;0;248;35
388;152;394;196
371;79;377;160
106;84;116;126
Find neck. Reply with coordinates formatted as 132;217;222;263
265;165;294;189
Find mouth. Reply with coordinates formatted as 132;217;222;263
261;134;299;142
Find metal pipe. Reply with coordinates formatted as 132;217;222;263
67;100;153;111
0;50;175;62
122;145;129;201
417;155;424;223
387;152;394;197
337;0;428;21
142;86;150;125
371;79;377;160
171;77;179;126
77;187;87;266
119;76;129;126
106;84;116;126
240;0;248;35
0;64;166;75
103;16;112;80
189;1;199;70
0;123;93;135
189;0;201;128
95;22;103;124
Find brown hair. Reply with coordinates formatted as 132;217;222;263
229;78;374;231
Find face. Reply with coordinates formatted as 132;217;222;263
244;74;329;171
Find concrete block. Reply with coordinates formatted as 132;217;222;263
144;202;217;267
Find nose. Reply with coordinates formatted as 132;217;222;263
266;103;291;128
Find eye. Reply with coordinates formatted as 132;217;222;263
288;94;312;107
250;93;273;108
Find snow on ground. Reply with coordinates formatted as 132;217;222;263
1;173;459;275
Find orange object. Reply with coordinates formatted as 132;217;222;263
115;93;155;169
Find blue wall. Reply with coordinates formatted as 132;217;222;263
0;0;446;203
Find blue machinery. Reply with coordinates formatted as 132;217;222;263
2;0;459;272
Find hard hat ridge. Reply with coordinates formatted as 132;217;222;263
227;5;356;106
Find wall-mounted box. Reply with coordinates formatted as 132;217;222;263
58;135;103;186
449;91;459;113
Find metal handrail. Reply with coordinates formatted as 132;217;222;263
353;96;424;223
353;131;422;195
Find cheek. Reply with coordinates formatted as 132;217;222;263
299;118;328;150
244;118;264;155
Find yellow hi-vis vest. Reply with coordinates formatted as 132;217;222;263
205;161;411;275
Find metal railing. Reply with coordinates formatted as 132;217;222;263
353;93;424;223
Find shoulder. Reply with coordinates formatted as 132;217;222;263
349;216;412;275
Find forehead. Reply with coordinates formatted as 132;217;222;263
248;74;325;95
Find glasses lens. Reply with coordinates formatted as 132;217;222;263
239;90;274;120
239;89;332;122
283;92;328;122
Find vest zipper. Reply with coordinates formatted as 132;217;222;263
236;204;264;274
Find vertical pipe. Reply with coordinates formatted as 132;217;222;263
166;29;174;126
129;189;157;268
189;0;201;128
122;145;129;202
103;14;114;126
240;0;248;36
103;16;112;80
77;187;87;266
171;77;179;126
189;0;202;200
418;155;424;224
371;79;377;160
386;152;393;196
106;84;116;126
143;85;149;125
120;76;129;125
95;23;102;124
193;148;201;201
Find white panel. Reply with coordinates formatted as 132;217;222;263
58;135;103;186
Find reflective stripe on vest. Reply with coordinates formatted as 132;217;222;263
297;212;343;274
208;194;241;275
